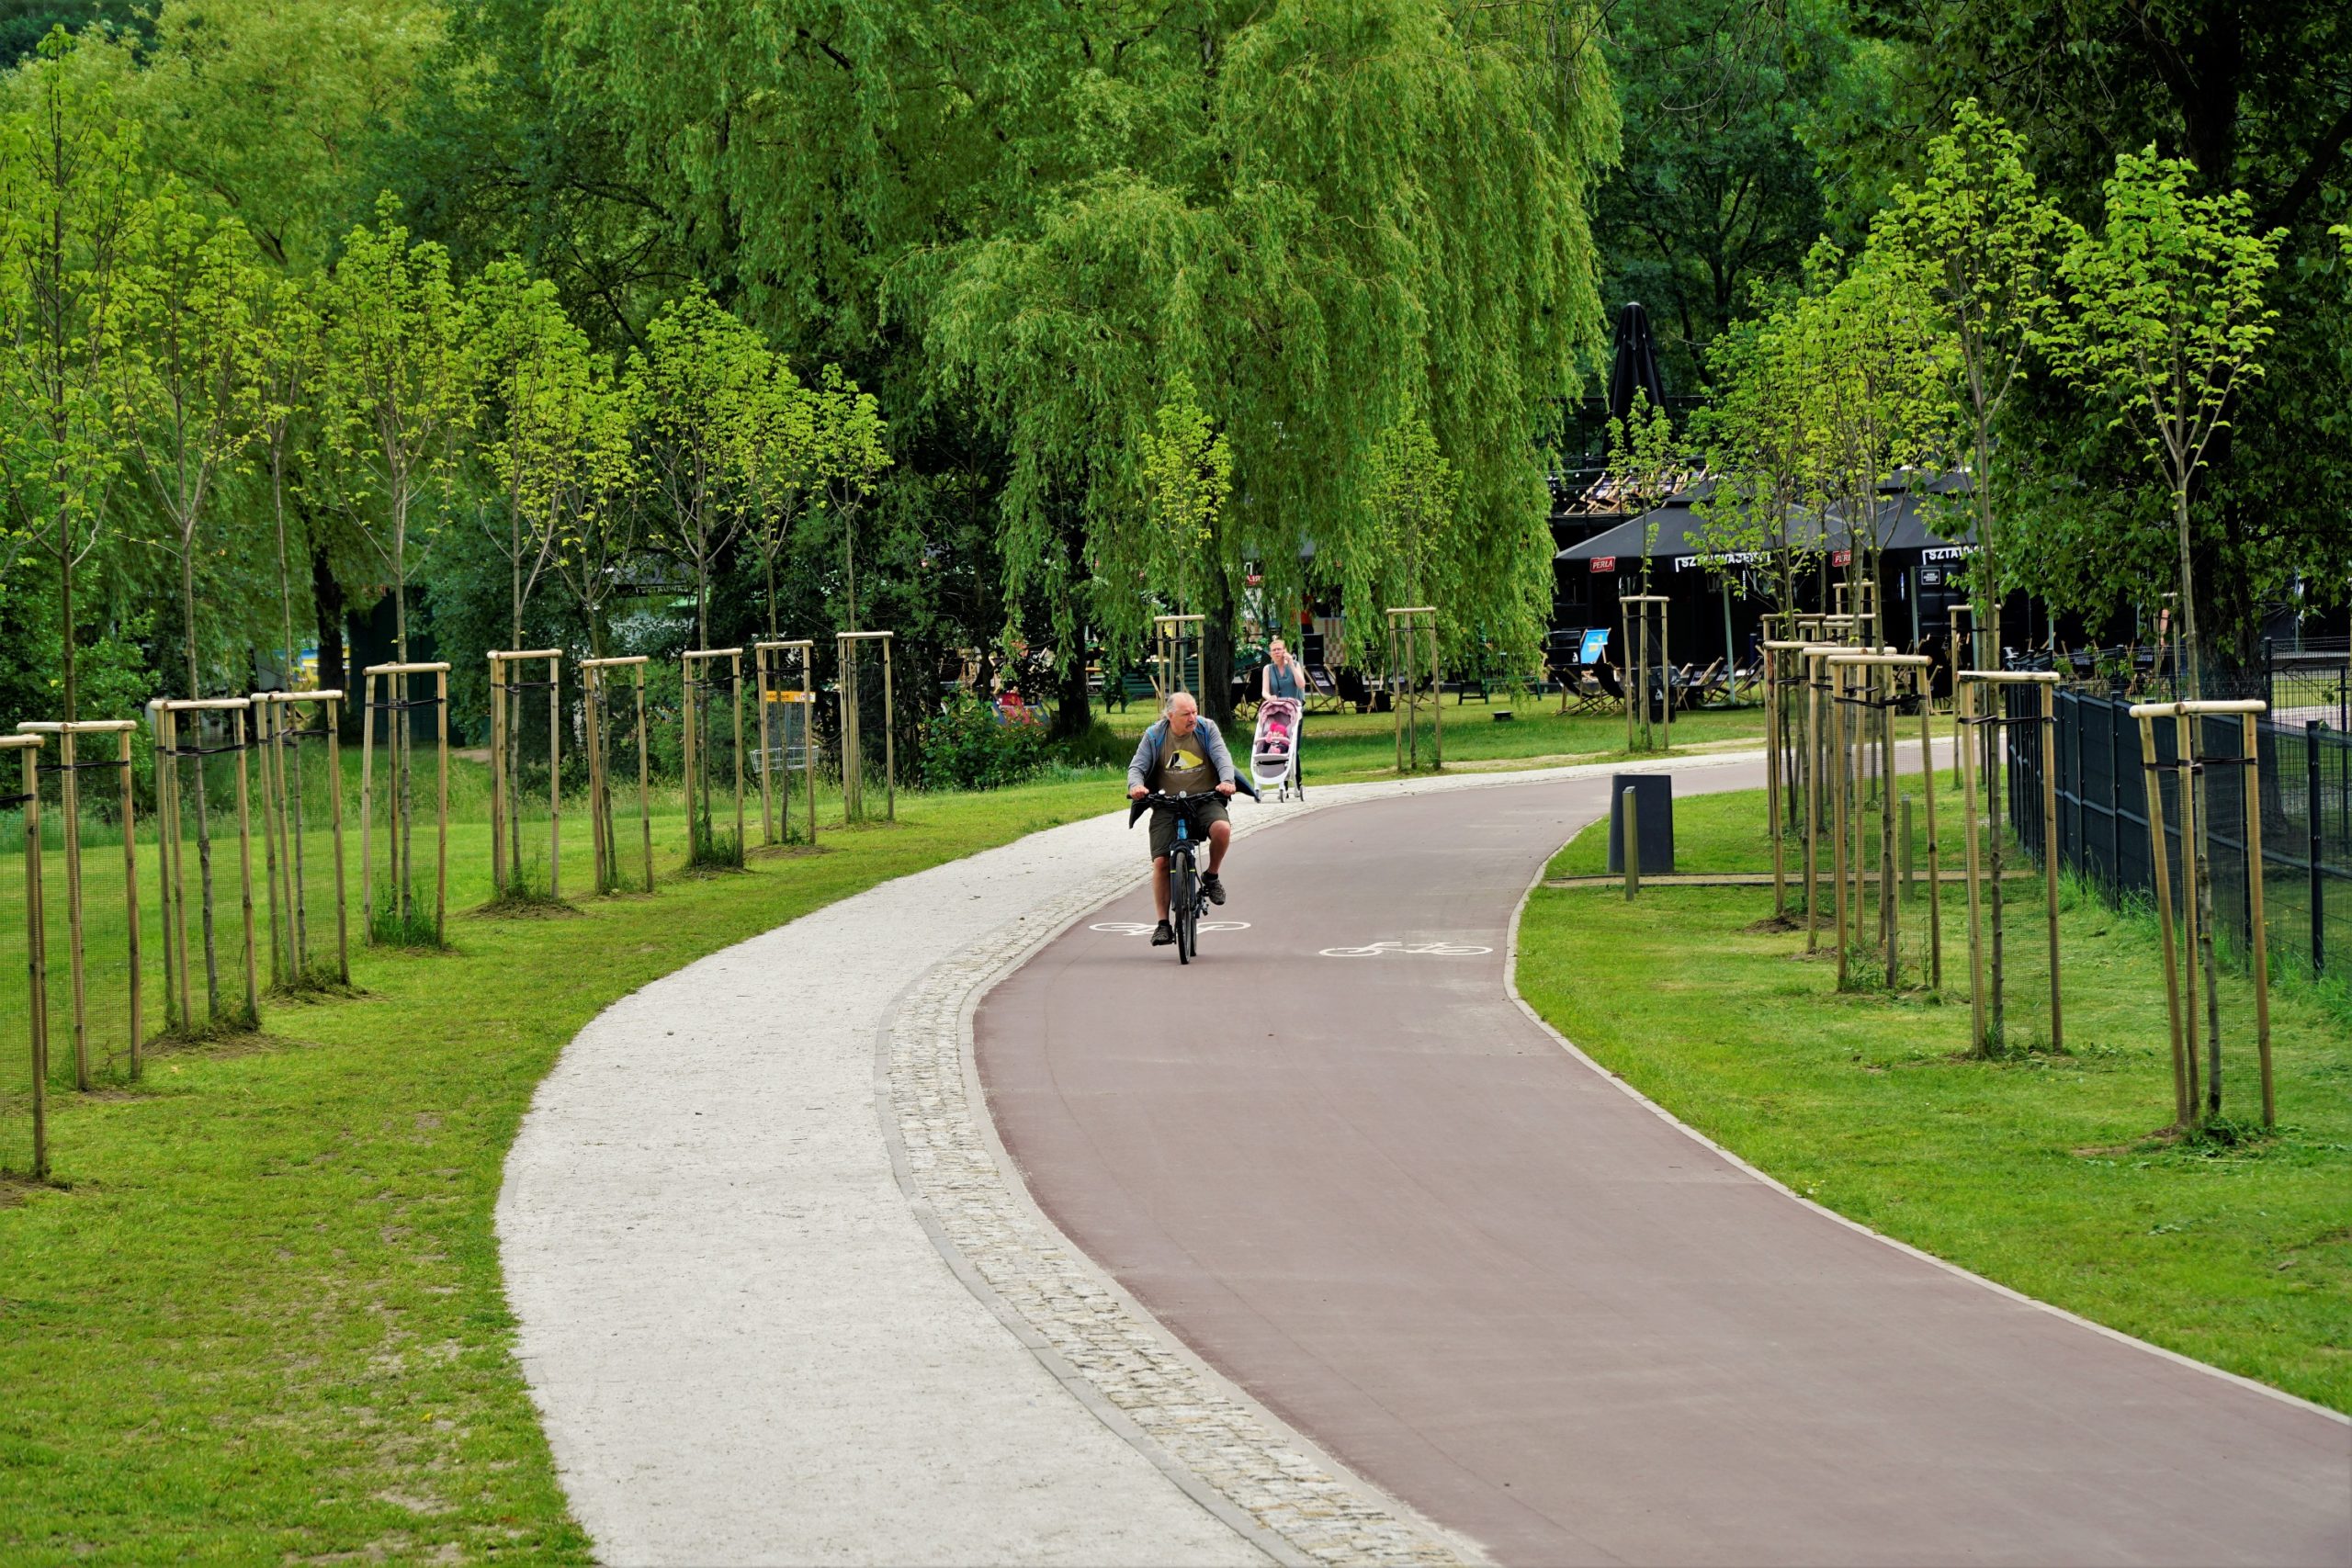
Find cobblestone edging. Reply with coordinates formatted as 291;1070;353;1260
876;781;1552;1568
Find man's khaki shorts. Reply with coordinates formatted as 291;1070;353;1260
1148;795;1228;859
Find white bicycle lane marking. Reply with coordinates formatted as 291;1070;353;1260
1317;940;1494;958
1090;920;1254;937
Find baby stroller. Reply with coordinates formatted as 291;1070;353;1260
1250;695;1304;801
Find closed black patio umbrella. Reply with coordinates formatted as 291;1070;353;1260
1607;301;1667;426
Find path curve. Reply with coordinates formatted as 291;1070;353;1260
501;756;1724;1564
977;773;2352;1567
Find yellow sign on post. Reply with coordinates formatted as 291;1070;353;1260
754;639;819;849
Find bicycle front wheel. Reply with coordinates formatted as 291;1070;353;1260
1174;857;1196;964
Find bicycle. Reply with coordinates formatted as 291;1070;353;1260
1129;790;1220;964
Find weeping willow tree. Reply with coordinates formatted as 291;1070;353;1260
555;0;1617;726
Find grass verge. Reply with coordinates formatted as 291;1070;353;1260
0;773;1118;1563
1517;787;2352;1416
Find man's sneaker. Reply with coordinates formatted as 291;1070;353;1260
1151;920;1176;945
1202;874;1227;907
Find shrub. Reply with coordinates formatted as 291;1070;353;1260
917;692;1050;791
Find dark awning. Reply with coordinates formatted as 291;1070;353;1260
1557;471;1975;569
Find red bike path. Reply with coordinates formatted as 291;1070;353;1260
975;770;2352;1566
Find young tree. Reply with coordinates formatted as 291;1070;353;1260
738;357;815;640
1873;100;2059;1049
252;272;317;694
1604;390;1680;599
1692;305;1825;648
548;357;639;659
628;288;766;647
0;30;145;721
1135;381;1236;666
811;363;889;635
1803;246;1952;631
322;196;470;932
116;190;264;1023
1694;304;1827;850
2041;147;2282;1120
2041;149;2283;702
321;196;471;668
1874;98;2059;679
465;255;591;649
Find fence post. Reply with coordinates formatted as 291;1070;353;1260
2311;720;2325;976
2109;701;2124;892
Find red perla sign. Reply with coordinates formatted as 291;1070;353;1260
1831;549;1853;567
1589;557;1616;573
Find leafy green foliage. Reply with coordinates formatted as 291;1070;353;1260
1592;0;1864;387
320;196;471;663
0;29;143;716
554;0;1618;691
916;690;1049;793
114;188;265;696
2040;151;2283;692
1872;99;2058;635
625;287;768;647
1690;308;1824;630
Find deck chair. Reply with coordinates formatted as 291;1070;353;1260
1681;659;1725;710
1591;660;1631;715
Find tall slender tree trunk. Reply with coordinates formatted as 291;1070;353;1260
274;457;308;979
2179;484;2224;1114
393;512;413;930
1203;572;1237;731
184;548;221;1020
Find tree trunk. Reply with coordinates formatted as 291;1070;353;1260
274;458;309;981
184;549;222;1021
394;538;413;930
2179;484;2225;1115
1203;574;1238;731
512;505;525;651
1054;655;1091;739
56;519;74;725
312;546;345;703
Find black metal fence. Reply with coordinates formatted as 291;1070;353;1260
2002;686;2352;978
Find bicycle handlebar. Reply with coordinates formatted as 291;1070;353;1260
1127;790;1226;828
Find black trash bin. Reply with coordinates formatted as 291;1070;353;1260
1607;773;1674;875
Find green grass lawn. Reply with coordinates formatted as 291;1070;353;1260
0;697;1772;1562
1518;787;2352;1415
0;766;1123;1564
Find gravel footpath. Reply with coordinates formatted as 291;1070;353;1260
497;753;1747;1566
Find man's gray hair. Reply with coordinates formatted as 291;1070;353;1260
1163;690;1198;716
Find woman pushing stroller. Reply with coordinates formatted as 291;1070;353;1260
1257;637;1307;800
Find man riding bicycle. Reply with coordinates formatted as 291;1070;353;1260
1126;691;1237;946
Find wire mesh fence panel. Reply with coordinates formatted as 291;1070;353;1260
281;696;350;986
491;658;563;902
17;725;145;1093
2022;687;2352;982
360;666;450;948
155;705;258;1036
682;654;746;867
836;633;895;825
583;660;654;895
754;643;817;848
